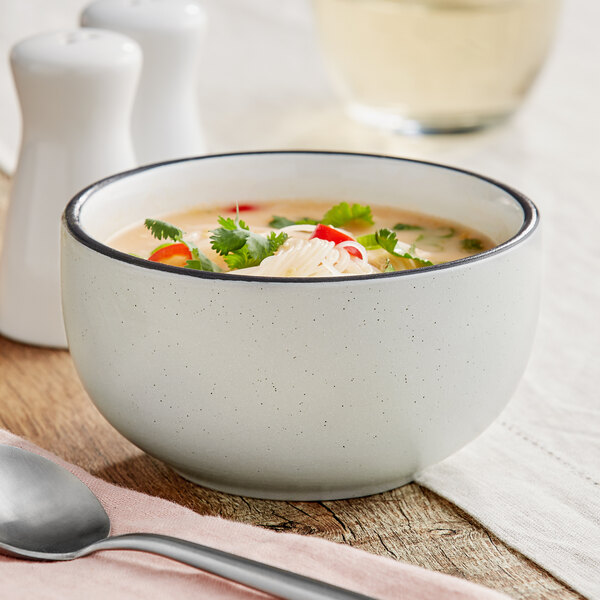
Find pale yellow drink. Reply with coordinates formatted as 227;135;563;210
313;0;560;132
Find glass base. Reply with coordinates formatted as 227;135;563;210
348;102;511;135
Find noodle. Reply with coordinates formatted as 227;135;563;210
236;238;377;277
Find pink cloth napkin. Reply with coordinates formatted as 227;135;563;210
0;430;510;600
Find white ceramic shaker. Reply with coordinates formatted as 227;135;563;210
0;30;142;348
81;0;207;165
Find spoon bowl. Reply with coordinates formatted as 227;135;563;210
0;445;109;556
0;444;372;600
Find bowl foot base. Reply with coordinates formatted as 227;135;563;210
171;468;415;501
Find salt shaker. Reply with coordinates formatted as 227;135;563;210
81;0;207;165
0;30;142;348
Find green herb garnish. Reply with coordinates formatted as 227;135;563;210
357;229;433;267
210;217;252;255
376;229;432;265
145;219;184;242
186;247;222;272
321;202;373;227
412;226;456;252
268;215;319;229
461;238;483;251
269;202;372;229
397;254;433;268
210;216;288;270
225;232;288;270
393;223;423;231
268;215;297;229
374;228;402;255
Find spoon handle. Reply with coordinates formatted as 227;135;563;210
87;533;375;600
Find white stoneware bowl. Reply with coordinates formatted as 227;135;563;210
61;151;540;500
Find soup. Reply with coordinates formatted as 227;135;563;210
107;200;493;277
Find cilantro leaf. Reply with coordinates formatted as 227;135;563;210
269;215;296;229
393;223;423;231
321;202;373;227
296;217;320;225
210;217;288;270
185;246;222;272
210;216;251;255
267;231;289;253
144;219;184;242
223;247;253;270
374;229;400;255
378;230;434;265
414;233;441;251
269;202;371;229
296;217;321;225
360;228;434;268
412;227;455;252
210;229;249;255
185;258;221;272
357;229;399;254
268;215;319;228
461;238;483;251
224;231;288;270
242;233;273;265
217;216;249;231
401;254;434;267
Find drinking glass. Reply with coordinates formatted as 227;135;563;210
313;0;561;133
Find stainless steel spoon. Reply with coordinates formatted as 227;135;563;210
0;445;374;600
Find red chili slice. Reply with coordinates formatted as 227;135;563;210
309;224;362;258
148;243;192;267
226;204;257;212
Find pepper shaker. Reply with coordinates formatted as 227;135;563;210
82;0;207;165
0;29;142;348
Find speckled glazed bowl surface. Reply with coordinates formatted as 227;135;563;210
61;151;540;500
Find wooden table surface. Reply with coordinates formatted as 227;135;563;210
0;172;579;600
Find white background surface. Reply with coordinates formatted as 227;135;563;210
1;0;599;597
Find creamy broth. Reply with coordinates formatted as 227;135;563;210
107;200;494;277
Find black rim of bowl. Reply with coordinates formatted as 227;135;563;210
64;150;539;284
